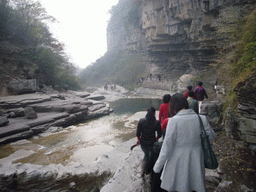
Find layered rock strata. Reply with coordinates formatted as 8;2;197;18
0;92;113;144
107;0;255;84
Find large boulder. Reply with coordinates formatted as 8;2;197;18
8;79;38;94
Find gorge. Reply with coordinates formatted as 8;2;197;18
0;0;256;191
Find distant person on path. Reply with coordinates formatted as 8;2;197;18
136;107;162;180
187;90;199;114
159;94;171;124
194;81;208;113
153;93;216;192
184;85;197;100
104;84;108;91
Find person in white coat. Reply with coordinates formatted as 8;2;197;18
153;93;216;192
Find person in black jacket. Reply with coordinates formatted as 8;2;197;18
136;107;162;178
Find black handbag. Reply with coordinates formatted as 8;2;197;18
198;115;218;169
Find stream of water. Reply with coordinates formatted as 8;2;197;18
0;98;162;166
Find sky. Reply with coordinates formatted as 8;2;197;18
40;0;119;69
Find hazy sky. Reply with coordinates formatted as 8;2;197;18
40;0;119;69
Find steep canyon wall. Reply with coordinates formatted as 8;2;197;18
106;0;256;145
107;0;254;83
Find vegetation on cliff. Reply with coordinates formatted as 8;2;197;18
216;8;256;110
79;51;147;90
0;0;80;93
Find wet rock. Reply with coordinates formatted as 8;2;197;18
46;126;64;133
86;106;113;120
31;125;48;134
0;130;34;144
0;116;9;126
24;107;37;119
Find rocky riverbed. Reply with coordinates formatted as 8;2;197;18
0;86;255;192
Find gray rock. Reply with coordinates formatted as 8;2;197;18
31;126;48;134
0;117;9;126
87;95;105;101
8;111;16;118
14;107;25;117
224;107;240;140
237;117;256;144
215;181;233;192
8;79;38;94
201;101;223;130
0;130;34;144
24;107;37;119
86;106;113;119
0;110;4;116
69;182;76;189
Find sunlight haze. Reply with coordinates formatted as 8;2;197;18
40;0;119;69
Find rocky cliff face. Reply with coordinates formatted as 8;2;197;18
107;0;256;146
107;0;255;82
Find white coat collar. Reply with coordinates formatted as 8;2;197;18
175;109;196;116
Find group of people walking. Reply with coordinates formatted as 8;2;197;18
136;82;216;192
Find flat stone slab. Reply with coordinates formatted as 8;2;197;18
87;95;105;101
0;94;57;108
28;98;92;113
0;112;70;139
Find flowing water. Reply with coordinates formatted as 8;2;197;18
0;98;162;166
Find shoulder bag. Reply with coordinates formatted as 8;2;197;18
198;115;218;169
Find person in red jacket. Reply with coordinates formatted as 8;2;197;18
159;94;171;124
184;85;197;100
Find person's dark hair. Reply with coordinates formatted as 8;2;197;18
146;107;156;121
187;85;192;91
187;90;194;97
163;94;171;103
198;81;203;86
170;93;189;115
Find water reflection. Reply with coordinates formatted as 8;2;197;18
109;98;162;114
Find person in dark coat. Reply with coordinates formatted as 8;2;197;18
136;107;162;178
194;81;208;113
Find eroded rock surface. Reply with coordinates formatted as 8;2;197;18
0;91;113;145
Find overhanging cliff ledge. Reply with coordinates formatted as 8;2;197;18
106;0;255;85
